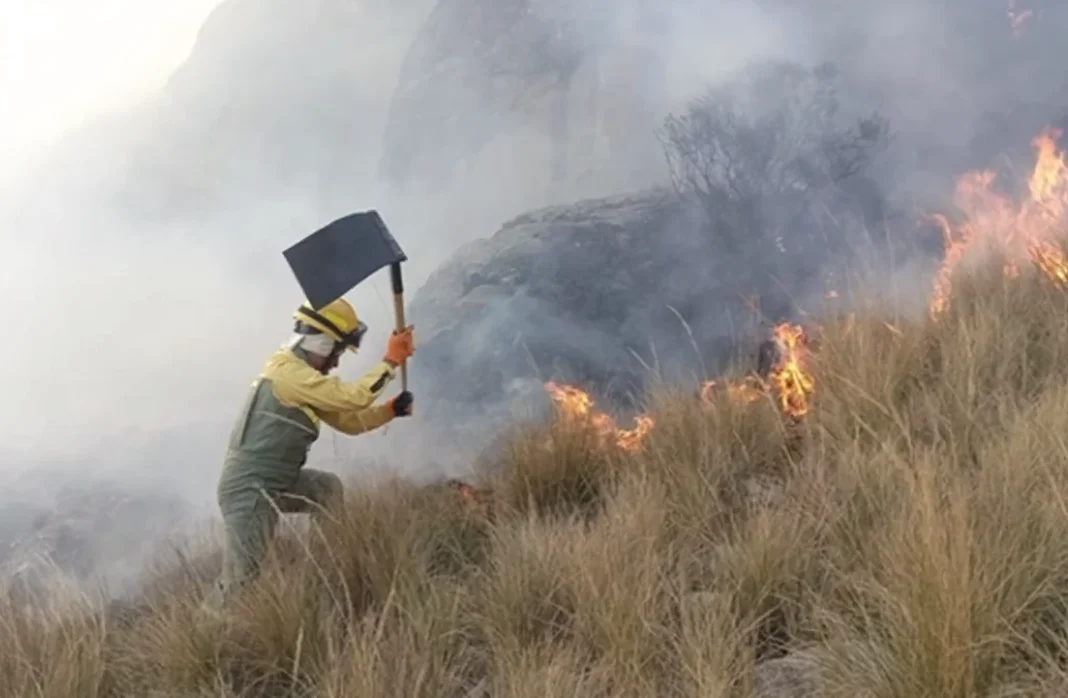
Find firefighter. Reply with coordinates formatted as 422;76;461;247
205;297;414;609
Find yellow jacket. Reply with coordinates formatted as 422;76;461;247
262;346;397;435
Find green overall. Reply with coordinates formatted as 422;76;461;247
213;363;343;601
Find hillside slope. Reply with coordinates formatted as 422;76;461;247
8;259;1068;697
9;130;1068;691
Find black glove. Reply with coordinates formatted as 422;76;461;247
389;390;414;417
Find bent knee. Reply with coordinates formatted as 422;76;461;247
320;476;341;503
318;473;344;506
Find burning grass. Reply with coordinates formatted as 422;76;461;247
12;132;1068;696
928;128;1068;319
8;264;1068;697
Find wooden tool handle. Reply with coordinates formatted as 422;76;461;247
390;262;408;391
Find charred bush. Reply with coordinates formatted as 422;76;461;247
659;60;891;312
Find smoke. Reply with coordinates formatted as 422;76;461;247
2;0;1066;589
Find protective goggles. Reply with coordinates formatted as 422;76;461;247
295;307;368;349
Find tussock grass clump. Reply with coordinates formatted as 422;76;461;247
9;261;1068;696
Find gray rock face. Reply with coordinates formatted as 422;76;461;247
753;651;822;698
380;0;672;199
407;186;804;438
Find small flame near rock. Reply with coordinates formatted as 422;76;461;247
543;382;655;451
700;322;816;420
542;322;817;453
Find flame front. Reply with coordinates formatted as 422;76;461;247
928;128;1068;317
544;381;655;451
538;129;1068;447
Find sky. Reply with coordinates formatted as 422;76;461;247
0;0;223;171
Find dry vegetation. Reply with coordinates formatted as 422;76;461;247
7;258;1068;697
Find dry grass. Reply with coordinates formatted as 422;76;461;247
9;261;1068;697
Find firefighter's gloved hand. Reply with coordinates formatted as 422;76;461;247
389;391;414;417
384;325;415;366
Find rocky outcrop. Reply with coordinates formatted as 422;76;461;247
410;188;691;422
380;0;672;201
407;186;828;441
752;651;823;698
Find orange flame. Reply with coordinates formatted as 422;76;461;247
1029;239;1068;288
928;128;1068;317
617;415;655;451
699;322;815;419
537;129;1068;442
544;381;655;451
546;323;814;454
446;479;493;517
770;322;815;418
451;481;479;502
700;376;765;406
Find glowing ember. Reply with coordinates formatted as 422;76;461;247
445;479;493;517
700;376;765;406
449;480;480;502
928;128;1068;318
544;381;655;451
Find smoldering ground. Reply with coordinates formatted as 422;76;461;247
2;0;1067;595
